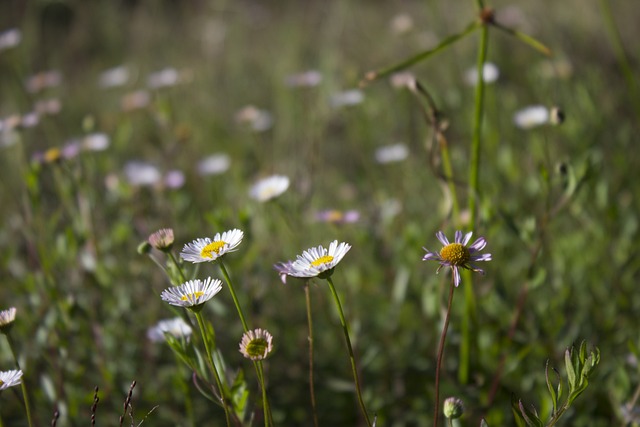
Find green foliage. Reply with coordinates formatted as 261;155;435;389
512;342;601;426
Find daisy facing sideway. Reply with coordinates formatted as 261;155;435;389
422;230;492;287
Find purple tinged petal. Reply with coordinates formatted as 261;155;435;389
469;237;487;252
436;231;449;246
422;252;440;261
470;265;485;275
453;266;461;287
462;231;473;246
454;230;463;243
471;253;492;262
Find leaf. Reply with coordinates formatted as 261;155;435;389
545;360;558;415
518;400;544;427
480;418;489;427
565;348;576;390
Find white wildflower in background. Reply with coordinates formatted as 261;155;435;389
0;28;21;52
180;229;244;263
164;170;185;189
330;89;364;108
0;370;22;391
147;68;192;89
464;62;499;86
286;240;351;279
0;307;16;334
389;13;414;35
147;317;192;342
239;328;274;361
284;70;322;87
124;161;162;187
121;90;151;111
314;209;360;225
161;277;223;310
20;112;39;129
99;65;130;88
34;99;62;116
390;72;416;90
82;133;110;152
422;230;492;287
513;105;549;129
249;175;290;202
375;143;409;164
235;105;274;132
197;153;230;176
25;70;63;93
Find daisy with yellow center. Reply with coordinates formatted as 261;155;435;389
160;277;223;311
285;240;351;279
180;229;244;263
422;230;491;287
239;328;274;361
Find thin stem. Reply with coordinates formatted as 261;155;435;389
433;279;456;427
219;261;272;426
305;284;320;427
325;277;371;427
194;312;232;427
461;21;489;385
5;333;33;427
218;261;249;332
168;252;188;283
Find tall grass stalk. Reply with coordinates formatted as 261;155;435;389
460;22;489;385
325;277;372;427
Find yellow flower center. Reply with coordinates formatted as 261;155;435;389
0;380;4;386
201;241;226;258
44;147;61;163
440;243;470;266
311;255;334;267
181;291;204;301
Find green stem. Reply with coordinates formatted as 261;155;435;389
439;137;461;222
5;334;33;427
460;22;489;385
218;261;249;332
305;284;320;427
219;261;272;426
363;21;480;83
194;312;232;427
325;277;371;427
168;252;188;283
434;280;456;427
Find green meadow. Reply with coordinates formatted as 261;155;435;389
1;0;639;425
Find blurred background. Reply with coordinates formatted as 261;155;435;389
1;0;639;425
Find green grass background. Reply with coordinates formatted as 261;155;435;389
1;0;639;425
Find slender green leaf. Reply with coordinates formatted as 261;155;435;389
361;21;480;84
565;349;576;390
545;360;558;415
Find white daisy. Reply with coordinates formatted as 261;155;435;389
513;105;549;129
239;328;274;361
375;143;409;164
161;277;223;309
147;317;193;342
464;62;500;86
0;370;22;391
180;229;244;263
287;240;351;279
249;175;290;202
